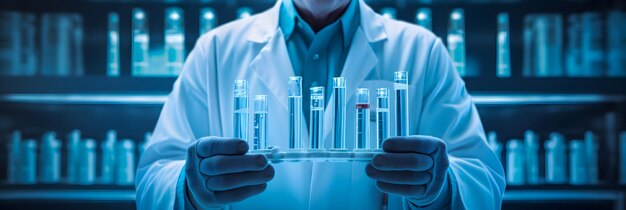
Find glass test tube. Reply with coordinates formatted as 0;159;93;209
253;95;268;150
107;12;120;77
200;8;217;35
233;80;249;142
448;9;466;76
310;87;325;149
356;88;371;149
394;72;409;137
332;77;346;149
497;13;511;78
132;8;150;76
165;7;185;76
416;8;432;31
376;88;389;149
288;77;303;149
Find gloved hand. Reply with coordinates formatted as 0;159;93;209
366;136;450;207
185;137;275;209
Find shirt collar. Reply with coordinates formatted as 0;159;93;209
279;0;360;49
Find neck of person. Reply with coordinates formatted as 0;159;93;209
292;0;351;32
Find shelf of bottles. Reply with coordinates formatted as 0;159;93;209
1;2;624;78
4;130;150;188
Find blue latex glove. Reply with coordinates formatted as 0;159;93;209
366;136;450;207
185;137;275;209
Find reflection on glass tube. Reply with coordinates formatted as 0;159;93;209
332;77;346;149
309;87;324;149
394;71;409;137
253;95;268;150
376;88;389;149
233;80;249;142
288;76;303;149
355;88;370;149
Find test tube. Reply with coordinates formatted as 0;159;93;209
237;7;253;19
376;88;389;149
356;88;371;149
288;76;303;149
332;77;346;149
233;80;249;142
40;132;61;183
67;129;81;184
448;9;466;76
200;8;217;35
254;95;268;150
394;72;409;137
416;8;432;31
101;130;117;184
79;139;96;185
310;87;325;149
7;130;21;184
132;8;150;76
497;13;511;78
165;7;185;76
116;139;135;185
21;139;37;184
107;12;120;77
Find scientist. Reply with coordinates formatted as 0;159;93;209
136;0;505;209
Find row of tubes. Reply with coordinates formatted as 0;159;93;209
232;71;409;150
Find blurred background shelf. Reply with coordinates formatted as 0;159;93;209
0;187;623;203
2;76;626;95
0;189;135;202
1;93;624;105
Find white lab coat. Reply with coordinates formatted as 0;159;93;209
135;0;506;209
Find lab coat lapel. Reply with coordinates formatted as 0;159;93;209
248;28;294;111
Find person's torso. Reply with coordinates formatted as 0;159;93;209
197;1;439;209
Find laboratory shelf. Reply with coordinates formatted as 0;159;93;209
0;189;135;201
0;76;175;94
0;93;624;105
463;77;626;95
2;76;626;95
1;186;624;203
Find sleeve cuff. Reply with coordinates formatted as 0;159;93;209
405;169;457;209
175;166;196;210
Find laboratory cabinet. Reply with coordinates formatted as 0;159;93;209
1;0;626;209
